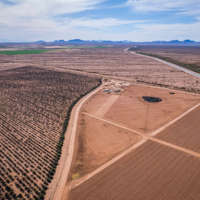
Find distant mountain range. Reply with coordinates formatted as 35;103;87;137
51;39;200;45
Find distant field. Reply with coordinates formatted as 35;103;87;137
0;50;50;55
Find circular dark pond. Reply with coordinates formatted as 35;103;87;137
142;96;162;103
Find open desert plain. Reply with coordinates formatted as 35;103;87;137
1;44;200;200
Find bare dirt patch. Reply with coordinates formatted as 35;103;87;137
103;84;200;134
71;113;142;179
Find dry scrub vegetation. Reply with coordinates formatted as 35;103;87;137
136;45;200;73
1;47;200;93
0;66;100;200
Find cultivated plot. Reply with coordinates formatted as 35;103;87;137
156;105;200;153
69;141;200;200
0;66;100;200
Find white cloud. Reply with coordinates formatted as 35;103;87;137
126;0;200;14
0;0;106;16
67;18;145;29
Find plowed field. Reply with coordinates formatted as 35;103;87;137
157;105;200;153
69;141;200;200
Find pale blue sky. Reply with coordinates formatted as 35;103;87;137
0;0;200;42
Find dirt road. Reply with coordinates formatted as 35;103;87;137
46;81;104;200
132;51;200;78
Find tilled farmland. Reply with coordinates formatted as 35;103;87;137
156;105;200;153
69;141;200;200
0;66;100;200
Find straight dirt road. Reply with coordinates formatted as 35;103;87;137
46;81;104;200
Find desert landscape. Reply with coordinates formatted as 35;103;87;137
0;44;200;200
135;45;200;73
1;46;200;93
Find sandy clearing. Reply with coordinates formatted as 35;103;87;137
95;95;119;117
104;85;200;134
83;112;143;136
70;138;147;188
71;112;142;177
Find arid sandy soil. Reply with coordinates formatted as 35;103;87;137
138;45;200;66
71;113;142;178
1;47;200;92
157;105;200;153
0;61;26;71
1;45;200;200
68;81;200;200
69;141;200;200
104;84;200;133
69;83;200;184
83;84;200;134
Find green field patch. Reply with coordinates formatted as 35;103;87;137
0;49;50;55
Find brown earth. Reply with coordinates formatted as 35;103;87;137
69;141;200;200
71;106;142;179
156;105;200;153
69;83;200;182
88;84;200;134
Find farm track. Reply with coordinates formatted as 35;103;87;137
47;81;104;200
83;110;200;158
133;52;200;78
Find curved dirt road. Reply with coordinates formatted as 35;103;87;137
132;51;200;78
46;81;104;200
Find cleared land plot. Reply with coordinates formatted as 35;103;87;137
2;47;200;92
157;105;200;153
71;113;142;178
87;85;200;134
0;66;99;200
69;141;200;200
0;62;26;71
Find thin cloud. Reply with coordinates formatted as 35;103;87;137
67;18;146;29
126;0;200;14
